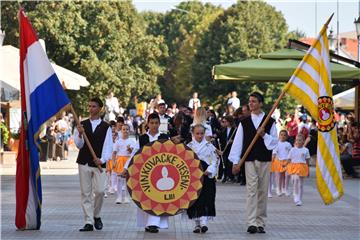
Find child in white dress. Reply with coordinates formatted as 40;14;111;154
287;134;310;206
187;124;219;233
112;124;136;204
271;130;292;196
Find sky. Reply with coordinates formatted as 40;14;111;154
133;0;360;38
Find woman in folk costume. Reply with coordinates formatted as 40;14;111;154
112;124;136;204
287;134;310;206
271;130;292;196
187;124;219;233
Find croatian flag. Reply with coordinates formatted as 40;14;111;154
16;9;70;230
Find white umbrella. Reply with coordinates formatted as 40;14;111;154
333;88;355;110
0;45;89;100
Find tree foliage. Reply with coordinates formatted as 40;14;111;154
2;0;302;115
192;1;292;110
1;1;168;114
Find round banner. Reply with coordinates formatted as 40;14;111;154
127;139;203;216
318;96;335;132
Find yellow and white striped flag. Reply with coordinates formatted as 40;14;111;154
284;15;343;204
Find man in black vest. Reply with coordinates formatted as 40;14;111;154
74;97;113;232
229;92;278;234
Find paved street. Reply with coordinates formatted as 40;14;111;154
1;150;359;240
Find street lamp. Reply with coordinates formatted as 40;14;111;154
328;29;336;51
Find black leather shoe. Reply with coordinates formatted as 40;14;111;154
79;224;93;232
145;225;159;233
258;226;266;233
201;225;208;233
247;225;257;234
94;217;103;230
193;225;201;233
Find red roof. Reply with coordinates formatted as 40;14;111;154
300;36;358;60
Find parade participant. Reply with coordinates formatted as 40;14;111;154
217;115;236;183
112;124;136;204
271;130;292;196
104;121;117;198
229;92;278;234
187;124;219;233
123;113;169;233
192;107;212;141
157;102;171;134
74;97;113;232
287;134;310;206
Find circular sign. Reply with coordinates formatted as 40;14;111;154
127;139;203;216
317;96;335;132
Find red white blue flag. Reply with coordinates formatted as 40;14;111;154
16;9;70;230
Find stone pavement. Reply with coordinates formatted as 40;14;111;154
1;150;359;240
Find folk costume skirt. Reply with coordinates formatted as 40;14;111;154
114;156;129;174
287;163;309;177
187;161;216;219
271;158;289;173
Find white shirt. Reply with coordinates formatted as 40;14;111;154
288;147;310;164
113;138;137;157
228;112;278;164
124;131;162;170
159;114;169;134
273;141;292;160
187;139;219;179
188;98;201;109
227;97;240;110
74;118;113;163
105;97;120;121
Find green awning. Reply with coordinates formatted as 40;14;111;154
213;49;360;83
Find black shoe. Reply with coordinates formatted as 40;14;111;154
94;217;103;230
79;224;93;232
145;225;159;233
221;178;227;183
247;225;257;234
201;225;208;233
258;226;266;233
240;181;246;186
193;225;201;233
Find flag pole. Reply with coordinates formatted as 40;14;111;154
70;104;103;173
232;13;334;175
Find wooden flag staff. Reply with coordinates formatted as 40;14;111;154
70;104;103;173
232;13;334;175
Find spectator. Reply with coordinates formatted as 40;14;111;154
227;91;240;110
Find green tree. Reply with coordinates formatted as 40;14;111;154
143;1;223;105
1;1;168;114
192;0;292;111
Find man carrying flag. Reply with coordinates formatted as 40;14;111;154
16;9;70;230
232;14;343;208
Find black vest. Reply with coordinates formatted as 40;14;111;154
76;119;110;168
139;133;169;148
241;115;275;162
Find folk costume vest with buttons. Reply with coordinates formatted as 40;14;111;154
139;133;169;148
240;115;275;162
76;119;110;168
